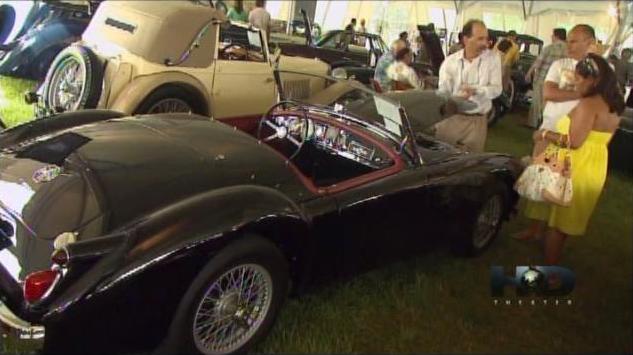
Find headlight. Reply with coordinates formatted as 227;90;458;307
332;67;348;80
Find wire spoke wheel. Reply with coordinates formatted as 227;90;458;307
146;98;192;114
192;263;273;355
472;195;503;249
49;57;85;112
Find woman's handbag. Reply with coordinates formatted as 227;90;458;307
515;140;573;207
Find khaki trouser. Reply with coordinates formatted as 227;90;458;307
433;114;487;153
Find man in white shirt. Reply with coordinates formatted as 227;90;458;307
249;0;271;42
358;19;367;34
434;19;502;152
541;24;596;132
386;47;422;90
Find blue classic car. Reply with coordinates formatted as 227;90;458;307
0;0;99;81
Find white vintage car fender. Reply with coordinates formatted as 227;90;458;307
107;71;211;115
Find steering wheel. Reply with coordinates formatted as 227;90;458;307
257;101;310;161
219;43;248;61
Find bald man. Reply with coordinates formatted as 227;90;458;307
539;24;596;132
374;39;406;91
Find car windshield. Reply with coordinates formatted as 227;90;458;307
275;70;412;149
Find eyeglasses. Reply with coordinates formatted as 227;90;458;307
577;56;600;77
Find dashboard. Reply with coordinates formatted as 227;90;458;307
310;121;392;169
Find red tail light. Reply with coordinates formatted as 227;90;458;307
24;270;60;304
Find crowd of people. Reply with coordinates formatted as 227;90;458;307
216;0;272;41
371;19;624;265
215;1;625;265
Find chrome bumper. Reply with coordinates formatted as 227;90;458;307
0;302;44;340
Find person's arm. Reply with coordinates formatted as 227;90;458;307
437;59;453;96
566;99;595;149
543;81;582;102
535;99;595;149
526;46;548;81
542;60;582;102
405;65;422;89
471;54;502;100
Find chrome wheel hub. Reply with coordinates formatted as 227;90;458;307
50;58;84;112
192;264;273;355
472;195;502;249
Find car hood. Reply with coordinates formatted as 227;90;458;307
0;115;291;239
0;114;300;278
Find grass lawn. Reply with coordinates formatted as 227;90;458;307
1;76;632;353
0;76;35;128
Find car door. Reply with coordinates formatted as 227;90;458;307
345;34;371;65
316;32;356;65
316;132;433;275
211;24;276;119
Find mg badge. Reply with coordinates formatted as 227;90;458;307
32;165;62;184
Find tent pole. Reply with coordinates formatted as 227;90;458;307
286;0;296;35
522;0;527;20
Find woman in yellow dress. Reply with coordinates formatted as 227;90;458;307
520;53;624;264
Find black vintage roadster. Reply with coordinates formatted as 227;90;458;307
0;71;522;354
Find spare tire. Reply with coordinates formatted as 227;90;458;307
43;45;103;113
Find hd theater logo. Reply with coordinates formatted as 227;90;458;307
490;266;575;306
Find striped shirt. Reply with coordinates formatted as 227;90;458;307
534;41;567;82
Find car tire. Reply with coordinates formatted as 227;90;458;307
159;235;289;355
43;45;103;113
134;86;203;115
451;185;508;257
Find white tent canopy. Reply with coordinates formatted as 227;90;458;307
290;0;632;55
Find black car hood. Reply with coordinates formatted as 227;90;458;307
0;115;292;238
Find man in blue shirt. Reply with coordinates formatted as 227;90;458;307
374;39;406;91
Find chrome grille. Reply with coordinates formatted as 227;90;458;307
282;79;311;100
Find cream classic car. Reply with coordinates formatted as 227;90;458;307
29;0;329;119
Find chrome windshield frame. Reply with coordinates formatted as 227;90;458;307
272;69;423;166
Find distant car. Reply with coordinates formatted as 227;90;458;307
28;1;329;119
276;9;389;84
1;0;39;45
0;69;521;354
290;18;321;39
486;29;544;125
0;0;100;81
